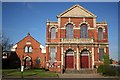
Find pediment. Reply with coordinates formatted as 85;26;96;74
57;4;96;18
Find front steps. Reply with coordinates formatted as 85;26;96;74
64;69;97;74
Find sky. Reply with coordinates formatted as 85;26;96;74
2;2;118;61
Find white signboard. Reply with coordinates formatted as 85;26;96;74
21;66;24;72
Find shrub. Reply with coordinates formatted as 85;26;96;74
116;66;120;76
97;65;116;76
97;65;105;73
103;54;110;65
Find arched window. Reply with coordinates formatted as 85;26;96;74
29;46;32;53
80;24;88;38
99;48;104;61
50;47;56;63
50;27;56;39
36;57;40;64
24;46;28;52
66;23;74;38
98;27;103;40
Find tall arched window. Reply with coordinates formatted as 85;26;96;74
24;46;28;52
50;47;56;63
98;27;103;40
36;57;40;64
29;46;32;53
80;24;88;38
50;27;56;39
66;23;74;38
99;48;104;61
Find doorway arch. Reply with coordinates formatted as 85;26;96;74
80;49;90;69
65;49;74;69
24;56;32;69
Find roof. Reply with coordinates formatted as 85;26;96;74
16;33;41;45
11;33;46;53
57;4;96;18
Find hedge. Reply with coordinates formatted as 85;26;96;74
97;64;120;76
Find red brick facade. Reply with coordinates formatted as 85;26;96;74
46;4;109;72
15;33;46;69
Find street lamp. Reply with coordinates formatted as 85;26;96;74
21;55;24;79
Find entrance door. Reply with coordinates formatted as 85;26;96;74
80;56;88;68
24;56;32;69
65;49;74;69
80;50;89;68
65;56;74;68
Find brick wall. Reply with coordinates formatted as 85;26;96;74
16;34;45;68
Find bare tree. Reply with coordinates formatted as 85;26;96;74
1;33;13;51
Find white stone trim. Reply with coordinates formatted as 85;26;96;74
58;18;60;28
61;46;63;66
104;48;106;53
57;4;96;18
73;28;80;29
97;26;105;32
98;48;99;53
106;45;109;47
79;47;92;54
92;47;94;69
93;18;96;28
64;21;76;29
66;54;74;56
49;26;58;32
11;44;17;51
24;56;31;60
60;27;66;29
40;45;46;53
65;48;74;52
88;28;96;29
81;54;89;56
79;21;90;29
61;27;96;30
96;23;107;26
56;47;57;53
26;42;31;44
49;47;50;53
68;18;71;23
83;18;85;22
76;47;79;70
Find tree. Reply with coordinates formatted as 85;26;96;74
0;33;13;51
103;53;110;65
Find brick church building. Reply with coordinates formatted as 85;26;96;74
11;33;46;69
46;4;109;72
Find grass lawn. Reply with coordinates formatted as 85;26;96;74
2;68;58;78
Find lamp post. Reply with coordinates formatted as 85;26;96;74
21;65;24;79
21;55;24;79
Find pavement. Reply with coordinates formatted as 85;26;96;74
58;73;120;78
1;73;120;80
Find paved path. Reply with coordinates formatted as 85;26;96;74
2;73;120;79
58;73;119;78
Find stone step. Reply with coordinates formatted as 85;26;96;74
65;69;97;74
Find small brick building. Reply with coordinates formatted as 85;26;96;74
12;33;46;69
46;4;109;72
